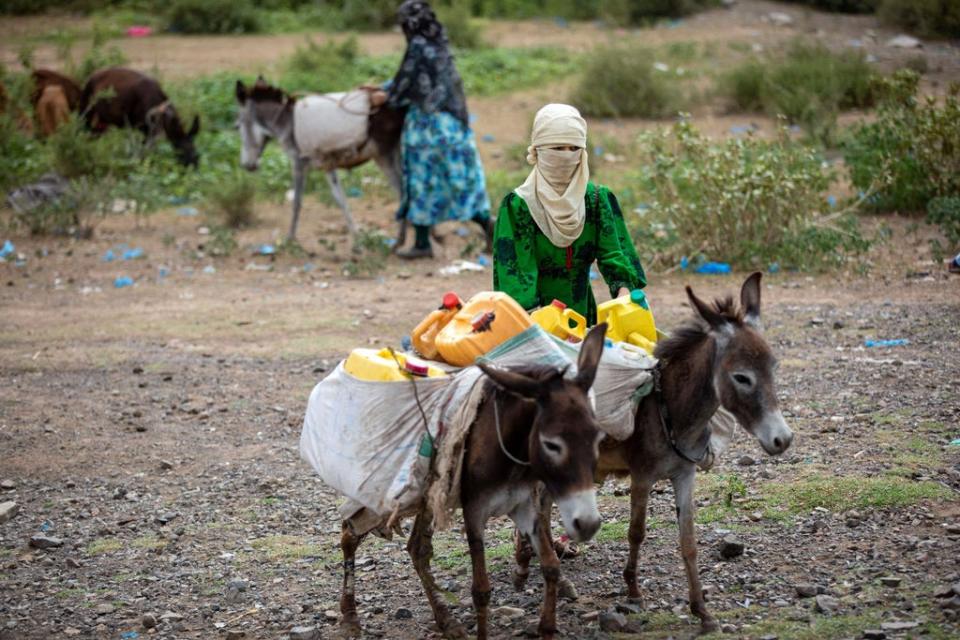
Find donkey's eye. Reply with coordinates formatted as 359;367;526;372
732;372;754;388
543;441;562;455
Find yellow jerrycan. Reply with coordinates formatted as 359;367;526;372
531;299;587;342
344;348;448;382
411;292;463;360
435;291;533;367
597;289;658;354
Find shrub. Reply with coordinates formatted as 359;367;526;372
721;40;876;144
206;172;257;229
344;227;391;277
782;0;879;12
166;0;260;34
571;45;680;118
926;197;960;261
47;114;140;180
878;0;960;39
438;0;487;49
341;0;396;31
633;118;869;270
844;70;960;214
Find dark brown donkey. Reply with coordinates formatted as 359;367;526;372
515;273;794;633
80;67;200;167
340;324;609;640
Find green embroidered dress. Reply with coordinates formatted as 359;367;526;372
493;183;646;325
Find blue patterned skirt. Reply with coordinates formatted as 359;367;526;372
397;106;490;226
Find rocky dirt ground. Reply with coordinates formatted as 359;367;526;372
2;1;960;639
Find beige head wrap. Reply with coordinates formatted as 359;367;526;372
514;104;590;248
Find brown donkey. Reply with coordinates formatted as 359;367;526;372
515;272;794;633
340;324;608;640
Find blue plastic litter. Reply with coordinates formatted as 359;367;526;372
401;335;413;351
826;195;837;208
554;16;569;27
346;186;362;198
589;266;600;281
950;438;960;447
0;240;14;258
695;262;731;275
864;339;909;348
768;262;781;274
302;262;315;272
40;520;52;532
256;244;276;256
202;265;216;274
477;254;491;267
120;632;139;639
481;134;495;142
158;266;170;278
122;247;144;260
102;249;116;262
594;145;604;157
680;256;690;270
176;206;199;217
114;276;134;288
168;196;188;205
730;125;753;135
382;237;397;248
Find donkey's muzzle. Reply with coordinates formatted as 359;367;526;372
556;490;601;543
756;410;794;456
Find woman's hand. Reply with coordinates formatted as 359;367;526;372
617;287;630;298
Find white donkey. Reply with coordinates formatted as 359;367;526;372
235;77;405;242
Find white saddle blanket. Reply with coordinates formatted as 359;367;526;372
293;91;371;155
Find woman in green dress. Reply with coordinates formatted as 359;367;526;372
492;103;646;324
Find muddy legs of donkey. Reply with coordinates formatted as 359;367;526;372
512;492;579;602
622;478;652;604
407;509;467;639
338;521;366;637
673;470;718;633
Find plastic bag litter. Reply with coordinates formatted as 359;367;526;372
438;260;485;276
5;173;68;214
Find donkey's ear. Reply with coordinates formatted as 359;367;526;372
188;115;200;138
740;272;762;329
477;361;540;399
686;286;727;330
235;80;247;103
575;322;606;392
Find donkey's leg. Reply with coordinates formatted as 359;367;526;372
373;151;407;250
623;478;652;603
325;169;357;238
339;521;366;637
532;504;562;640
288;158;307;241
464;508;492;640
407;510;466;640
672;470;718;633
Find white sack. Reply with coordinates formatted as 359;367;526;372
293;91;370;155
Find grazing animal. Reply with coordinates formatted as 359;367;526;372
80;67;199;167
35;85;70;136
235;77;404;242
339;325;609;640
30;69;82;112
515;273;794;633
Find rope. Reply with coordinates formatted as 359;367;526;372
306;89;382;116
493;392;531;467
386;347;434;454
653;361;710;465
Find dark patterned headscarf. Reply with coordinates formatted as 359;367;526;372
387;0;469;126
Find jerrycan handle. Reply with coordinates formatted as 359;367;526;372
560;307;586;337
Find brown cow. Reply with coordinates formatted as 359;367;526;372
80;67;199;167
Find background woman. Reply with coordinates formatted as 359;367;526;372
387;0;493;259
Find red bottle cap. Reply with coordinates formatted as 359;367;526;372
441;292;461;310
405;359;430;377
550;299;567;310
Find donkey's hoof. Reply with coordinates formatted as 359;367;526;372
438;618;468;640
698;616;720;634
339;619;362;638
558;576;579;601
512;569;530;592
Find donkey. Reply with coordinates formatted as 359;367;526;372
31;69;82;112
235;77;404;242
80;67;200;167
340;324;608;640
514;273;794;633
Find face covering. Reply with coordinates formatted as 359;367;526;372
514;104;590;248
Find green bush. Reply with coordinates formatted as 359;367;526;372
844;71;960;214
633;118;869;270
167;0;260;34
341;0;396;31
926;197;960;260
571;45;679;118
721;40;876;144
782;0;879;12
438;0;487;49
878;0;960;38
206;172;257;229
47;114;140;180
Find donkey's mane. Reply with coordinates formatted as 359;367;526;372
249;83;290;104
654;295;741;362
